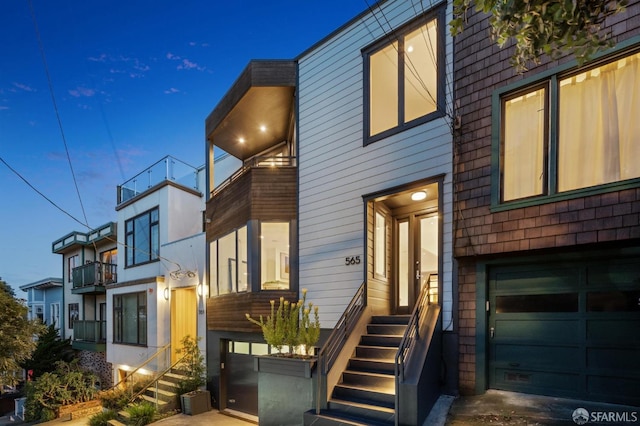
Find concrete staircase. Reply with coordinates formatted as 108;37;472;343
306;315;409;426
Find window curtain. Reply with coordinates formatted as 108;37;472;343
559;54;640;191
503;89;545;201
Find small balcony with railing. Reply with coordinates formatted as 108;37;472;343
72;320;106;352
71;261;117;294
117;155;202;205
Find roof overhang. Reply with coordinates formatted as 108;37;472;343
205;60;296;160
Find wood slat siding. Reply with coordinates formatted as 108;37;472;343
206;167;297;240
297;0;454;327
453;1;640;395
206;290;298;332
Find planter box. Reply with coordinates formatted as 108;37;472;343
181;390;211;415
255;356;316;426
254;355;316;378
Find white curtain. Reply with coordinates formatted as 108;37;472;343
559;54;640;191
503;89;545;201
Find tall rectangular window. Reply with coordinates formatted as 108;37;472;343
261;222;290;290
374;212;386;278
68;255;79;282
211;226;248;295
365;10;442;141
125;207;159;267
113;292;147;345
51;303;60;327
497;50;640;204
502;87;547;201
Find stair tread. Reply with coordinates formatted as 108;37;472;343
147;387;177;397
343;369;394;379
312;413;371;426
140;395;169;405
335;382;395;395
157;379;179;387
350;356;394;363
329;398;395;413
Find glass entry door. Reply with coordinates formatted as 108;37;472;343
396;213;438;313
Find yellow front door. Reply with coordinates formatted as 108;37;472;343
170;287;197;364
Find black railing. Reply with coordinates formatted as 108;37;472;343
316;282;366;414
72;262;117;288
211;155;296;197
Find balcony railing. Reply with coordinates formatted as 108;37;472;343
72;262;117;288
212;155;296;197
118;155;200;204
73;320;106;343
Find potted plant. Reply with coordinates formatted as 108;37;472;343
246;289;321;425
176;336;210;415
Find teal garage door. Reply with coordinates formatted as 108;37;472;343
488;257;640;405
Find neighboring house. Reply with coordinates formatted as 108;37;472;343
52;222;117;387
20;277;63;330
453;1;640;406
106;154;237;388
204;0;455;424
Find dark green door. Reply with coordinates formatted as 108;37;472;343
488;257;640;405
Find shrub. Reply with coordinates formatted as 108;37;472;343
175;335;206;395
126;401;156;426
98;387;130;410
88;409;117;426
246;289;321;357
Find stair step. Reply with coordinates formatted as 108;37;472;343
118;410;130;419
328;398;395;425
157;379;180;388
355;345;396;360
332;383;395;408
341;370;395;389
366;324;407;335
370;315;410;325
304;410;375;426
164;372;188;381
348;357;395;374
360;334;402;347
107;420;126;426
145;387;177;398
140;394;170;406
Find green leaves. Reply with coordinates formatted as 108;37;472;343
451;0;627;71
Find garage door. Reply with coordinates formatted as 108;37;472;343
224;341;269;416
489;257;640;405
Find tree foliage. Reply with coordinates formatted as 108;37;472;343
0;278;45;388
450;0;628;71
22;323;75;380
175;335;206;395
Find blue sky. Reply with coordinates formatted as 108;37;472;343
0;0;369;294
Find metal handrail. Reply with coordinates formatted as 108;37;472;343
315;282;366;414
128;351;192;408
393;274;437;425
111;343;172;393
211;155;296;197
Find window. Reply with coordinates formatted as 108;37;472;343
101;248;118;283
34;305;44;323
261;222;290;290
51;303;60;327
498;50;640;204
68;303;79;329
113;292;147;345
365;9;443;141
374;211;386;278
210;226;248;295
68;255;79;282
125;207;159;267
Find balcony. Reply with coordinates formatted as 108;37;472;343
71;262;117;294
117;155;201;205
72;320;106;352
52;222;116;253
212;155;296;197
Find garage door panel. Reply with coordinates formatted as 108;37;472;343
494;368;581;393
587;260;640;286
587;319;640;341
494;344;581;370
587;375;640;404
496;318;580;342
493;267;580;292
588;347;640;372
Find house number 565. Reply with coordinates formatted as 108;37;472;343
345;256;361;265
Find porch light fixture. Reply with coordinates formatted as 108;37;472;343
197;282;203;297
411;190;427;201
238;137;245;143
163;287;169;300
259;125;267;132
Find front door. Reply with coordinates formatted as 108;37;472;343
171;287;197;364
396;212;439;313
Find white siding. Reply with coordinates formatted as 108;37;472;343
298;0;454;328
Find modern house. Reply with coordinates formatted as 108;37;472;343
105;155;210;388
19;277;63;330
453;2;640;406
52;222;117;387
203;0;455;424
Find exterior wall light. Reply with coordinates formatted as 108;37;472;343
411;191;427;201
163;287;169;301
